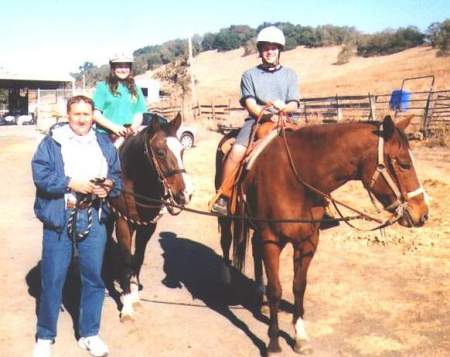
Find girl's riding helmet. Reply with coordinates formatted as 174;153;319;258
109;54;134;64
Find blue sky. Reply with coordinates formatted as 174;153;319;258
1;0;449;75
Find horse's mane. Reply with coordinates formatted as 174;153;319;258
293;120;409;149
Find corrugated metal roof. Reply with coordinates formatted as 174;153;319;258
0;71;73;82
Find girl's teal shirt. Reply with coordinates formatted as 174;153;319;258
93;81;147;131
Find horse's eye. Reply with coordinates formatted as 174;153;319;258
156;149;165;158
397;160;411;170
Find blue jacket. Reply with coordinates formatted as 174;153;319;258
32;123;122;232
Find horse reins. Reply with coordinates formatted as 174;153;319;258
143;129;184;216
278;120;423;230
67;196;95;241
100;115;424;228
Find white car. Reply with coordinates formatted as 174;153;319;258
141;113;197;149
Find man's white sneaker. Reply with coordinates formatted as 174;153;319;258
78;335;109;357
32;339;52;357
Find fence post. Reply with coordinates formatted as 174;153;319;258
369;93;376;121
336;95;341;121
212;100;215;120
303;102;308;123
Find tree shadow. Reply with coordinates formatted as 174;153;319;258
159;231;295;356
25;260;83;339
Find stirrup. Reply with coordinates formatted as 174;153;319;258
211;197;229;216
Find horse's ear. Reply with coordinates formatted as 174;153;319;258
382;115;395;140
396;114;414;131
151;116;161;132
168;112;182;136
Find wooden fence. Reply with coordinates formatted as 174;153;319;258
149;89;450;136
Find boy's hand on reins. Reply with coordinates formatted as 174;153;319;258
91;178;114;198
68;179;96;194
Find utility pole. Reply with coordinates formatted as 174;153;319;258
188;36;197;106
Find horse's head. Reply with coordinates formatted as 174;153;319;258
365;115;429;227
146;113;194;206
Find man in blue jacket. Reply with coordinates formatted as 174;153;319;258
32;95;121;357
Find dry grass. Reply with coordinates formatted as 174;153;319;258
145;45;450;105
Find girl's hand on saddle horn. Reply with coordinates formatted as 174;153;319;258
272;99;287;112
113;125;130;137
129;124;140;136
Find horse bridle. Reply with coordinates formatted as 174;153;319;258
143;130;185;215
367;123;425;220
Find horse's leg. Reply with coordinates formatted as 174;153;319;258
252;231;267;313
219;216;233;284
292;232;318;354
115;218;135;322
131;224;156;307
261;230;283;354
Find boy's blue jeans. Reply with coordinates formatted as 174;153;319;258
36;209;107;340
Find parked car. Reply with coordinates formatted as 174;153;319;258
0;112;35;126
141;112;198;150
17;114;36;125
2;114;17;125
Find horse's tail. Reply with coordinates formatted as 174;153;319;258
232;196;250;272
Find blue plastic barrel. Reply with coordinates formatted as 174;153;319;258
389;90;411;111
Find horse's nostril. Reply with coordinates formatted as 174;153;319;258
421;214;428;223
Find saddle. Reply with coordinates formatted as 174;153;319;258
218;121;299;214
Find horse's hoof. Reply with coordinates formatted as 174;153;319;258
260;304;270;315
120;313;135;323
267;341;282;354
294;340;313;355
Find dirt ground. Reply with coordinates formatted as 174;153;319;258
0;125;449;357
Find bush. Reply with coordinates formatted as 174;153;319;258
242;38;257;56
213;30;241;51
427;19;450;56
336;43;354;64
357;27;425;57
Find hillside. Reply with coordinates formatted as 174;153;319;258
142;45;450;105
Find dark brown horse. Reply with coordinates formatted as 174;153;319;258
109;113;193;321
216;115;428;354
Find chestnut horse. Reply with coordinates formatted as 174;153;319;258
109;113;193;321
216;115;428;354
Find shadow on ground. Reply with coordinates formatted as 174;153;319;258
159;231;295;356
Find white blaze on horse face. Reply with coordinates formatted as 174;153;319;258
166;137;194;202
408;149;430;205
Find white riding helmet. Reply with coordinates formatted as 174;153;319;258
109;53;134;64
256;26;285;49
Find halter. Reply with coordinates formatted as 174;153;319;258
143;129;185;215
368;123;425;220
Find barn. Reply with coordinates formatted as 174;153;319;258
0;71;74;127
